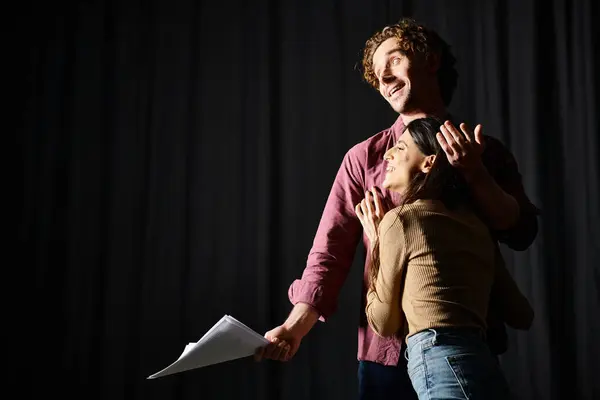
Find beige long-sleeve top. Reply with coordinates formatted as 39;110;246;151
365;200;534;340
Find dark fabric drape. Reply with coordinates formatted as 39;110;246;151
17;0;599;399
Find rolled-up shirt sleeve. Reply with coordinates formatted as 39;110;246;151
288;147;365;321
483;137;540;251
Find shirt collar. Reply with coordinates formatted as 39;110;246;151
391;115;406;141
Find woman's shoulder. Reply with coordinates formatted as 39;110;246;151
383;200;483;227
380;206;404;233
379;201;437;235
386;200;447;218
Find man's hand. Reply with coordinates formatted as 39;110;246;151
355;188;387;246
436;120;486;182
437;120;521;230
254;303;319;362
253;325;298;362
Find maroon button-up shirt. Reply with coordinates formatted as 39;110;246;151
288;115;539;366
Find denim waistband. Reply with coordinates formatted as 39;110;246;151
406;326;484;348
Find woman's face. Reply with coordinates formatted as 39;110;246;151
382;129;429;193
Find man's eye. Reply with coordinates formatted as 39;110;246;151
391;57;401;65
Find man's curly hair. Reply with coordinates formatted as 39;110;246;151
361;18;458;106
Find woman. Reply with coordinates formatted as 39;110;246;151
355;117;533;400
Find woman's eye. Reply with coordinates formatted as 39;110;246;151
391;57;401;65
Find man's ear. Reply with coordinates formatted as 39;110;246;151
421;154;436;174
425;52;441;74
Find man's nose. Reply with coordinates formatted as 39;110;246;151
381;72;395;84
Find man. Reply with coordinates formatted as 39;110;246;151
255;18;538;399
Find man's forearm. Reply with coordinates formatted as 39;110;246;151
466;165;520;230
283;302;320;338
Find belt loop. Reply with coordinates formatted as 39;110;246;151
430;328;438;346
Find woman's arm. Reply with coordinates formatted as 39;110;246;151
365;212;408;337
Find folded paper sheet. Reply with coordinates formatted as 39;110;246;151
147;315;268;379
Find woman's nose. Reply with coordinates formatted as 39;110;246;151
383;147;394;161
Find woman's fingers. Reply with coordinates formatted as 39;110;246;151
370;188;383;217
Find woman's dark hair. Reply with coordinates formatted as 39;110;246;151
399;117;472;210
368;116;472;293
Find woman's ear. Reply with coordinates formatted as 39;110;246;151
421;154;436;174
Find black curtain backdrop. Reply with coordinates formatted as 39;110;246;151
16;0;599;399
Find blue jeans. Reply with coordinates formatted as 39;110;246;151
406;328;511;400
358;355;418;400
